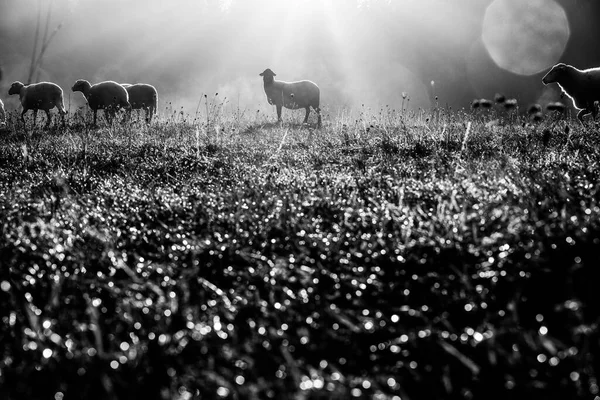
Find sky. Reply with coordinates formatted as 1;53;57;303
1;0;599;117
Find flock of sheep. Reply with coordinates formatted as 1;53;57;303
0;63;598;129
3;79;158;128
0;67;322;129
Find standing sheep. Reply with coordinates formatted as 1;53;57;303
8;81;66;128
71;79;131;126
121;83;158;124
259;68;321;127
542;63;600;123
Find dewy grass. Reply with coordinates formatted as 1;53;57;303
0;108;599;400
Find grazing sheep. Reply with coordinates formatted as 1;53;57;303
503;98;518;111
8;81;66;127
121;83;158;124
542;63;600;123
527;104;542;115
479;99;493;109
259;68;321;127
71;79;131;126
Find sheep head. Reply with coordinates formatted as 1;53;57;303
8;81;25;96
71;79;91;94
260;69;276;84
542;63;569;85
259;68;276;77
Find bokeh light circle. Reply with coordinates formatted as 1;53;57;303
482;0;570;76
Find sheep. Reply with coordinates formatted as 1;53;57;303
7;81;67;128
542;63;600;123
503;98;518;111
71;79;131;126
494;93;506;104
527;104;542;115
259;68;321;127
471;98;492;111
120;83;158;124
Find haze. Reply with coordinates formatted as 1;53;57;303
1;0;599;117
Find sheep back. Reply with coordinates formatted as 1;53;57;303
572;68;600;108
88;81;130;110
122;83;158;110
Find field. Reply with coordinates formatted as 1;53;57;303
0;105;599;400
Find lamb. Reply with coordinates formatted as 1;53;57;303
259;68;321;127
542;63;600;123
7;81;66;128
120;83;158;123
71;79;131;126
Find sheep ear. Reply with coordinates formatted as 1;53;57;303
259;72;264;76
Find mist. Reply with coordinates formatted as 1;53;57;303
1;0;599;117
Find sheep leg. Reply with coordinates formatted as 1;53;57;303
21;108;29;125
276;104;283;122
123;103;132;125
149;106;155;124
44;110;52;128
122;109;131;125
105;109;113;125
303;107;310;124
57;100;67;127
32;109;38;127
315;107;322;128
93;110;98;127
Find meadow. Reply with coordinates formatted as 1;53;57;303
0;104;599;400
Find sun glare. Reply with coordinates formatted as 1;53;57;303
482;0;570;76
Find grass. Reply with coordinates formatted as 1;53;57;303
0;106;599;400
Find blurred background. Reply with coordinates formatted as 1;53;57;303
0;0;599;117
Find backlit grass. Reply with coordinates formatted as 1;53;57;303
0;107;599;400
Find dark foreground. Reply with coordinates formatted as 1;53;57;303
0;110;599;399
